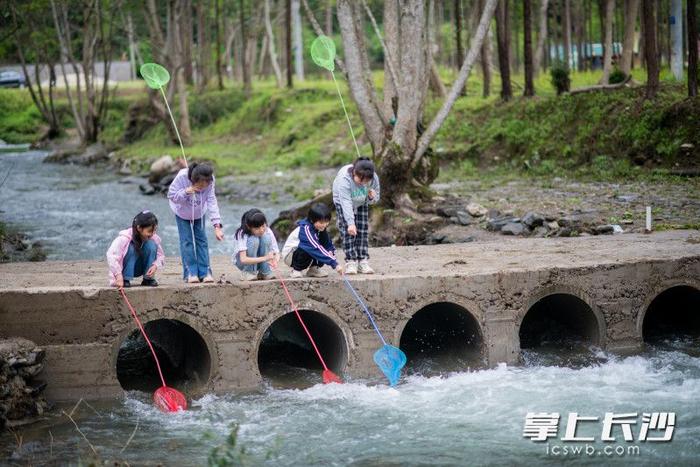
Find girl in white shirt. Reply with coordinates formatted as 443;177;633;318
232;209;280;281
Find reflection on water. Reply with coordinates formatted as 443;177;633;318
3;339;699;466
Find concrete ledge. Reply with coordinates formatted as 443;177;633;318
1;230;698;401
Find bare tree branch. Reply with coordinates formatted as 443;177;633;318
361;0;399;90
412;0;498;166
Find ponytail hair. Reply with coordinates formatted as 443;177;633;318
351;157;375;181
131;210;158;256
188;162;214;184
235;208;267;239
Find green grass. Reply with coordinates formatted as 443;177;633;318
1;67;697;184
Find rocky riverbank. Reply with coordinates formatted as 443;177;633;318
39;139;699;248
0;222;46;263
0;338;49;429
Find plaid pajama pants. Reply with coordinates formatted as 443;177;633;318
335;202;370;261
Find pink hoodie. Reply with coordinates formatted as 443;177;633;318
106;228;165;286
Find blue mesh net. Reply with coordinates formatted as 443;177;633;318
374;345;407;387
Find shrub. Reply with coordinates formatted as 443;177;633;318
609;68;627;84
550;61;571;95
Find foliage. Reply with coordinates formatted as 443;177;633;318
609;68;627;84
550;61;571;95
206;424;278;466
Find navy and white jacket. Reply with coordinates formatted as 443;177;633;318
281;219;337;268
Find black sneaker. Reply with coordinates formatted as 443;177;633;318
141;277;159;287
123;280;131;288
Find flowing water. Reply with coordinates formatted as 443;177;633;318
0;150;281;260
1;150;699;465
2;340;699;466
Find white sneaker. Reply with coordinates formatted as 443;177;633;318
358;259;374;274
290;269;304;278
186;275;200;284
240;271;258;281
345;261;358;275
258;272;275;280
202;274;215;283
306;266;328;277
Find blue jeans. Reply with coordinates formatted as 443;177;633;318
122;240;157;280
234;235;272;276
175;215;211;279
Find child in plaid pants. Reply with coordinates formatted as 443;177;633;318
331;157;381;274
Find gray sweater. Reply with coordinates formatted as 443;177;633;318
331;164;381;226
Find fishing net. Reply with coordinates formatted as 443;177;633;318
140;63;170;89
120;288;188;412
374;345;407;387
310;35;336;72
342;276;407;386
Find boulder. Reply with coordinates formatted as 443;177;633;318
522;212;545;228
487;216;520;232
149;155;175;183
595;225;615;235
501;222;527;236
465;202;488;217
455;211;473;226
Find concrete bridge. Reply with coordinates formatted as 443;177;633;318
0;230;698;401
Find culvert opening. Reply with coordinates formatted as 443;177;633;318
643;286;700;344
116;319;211;392
399;302;483;374
258;310;347;386
519;294;601;366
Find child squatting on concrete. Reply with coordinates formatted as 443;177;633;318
107;210;165;288
281;203;343;278
233;209;281;281
332;157;380;274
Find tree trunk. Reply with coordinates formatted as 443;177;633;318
175;2;192;146
479;0;492;96
337;0;498;207
9;3;61;138
455;0;464;69
292;0;304;81
513;0;521;72
126;13;137;80
496;0;512;101
50;0;116;145
689;0;698;97
601;0;614;83
183;0;194;84
524;0;535;96
325;0;333;35
239;0;252;95
196;0;210;91
563;0;572;68
286;0;293;88
383;0;400;119
264;0;284;87
620;0;640;75
575;1;585;71
215;0;223;89
641;0;659;98
533;0;549;75
669;0;683;80
427;0;446;98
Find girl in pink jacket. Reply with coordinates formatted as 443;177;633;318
106;211;165;287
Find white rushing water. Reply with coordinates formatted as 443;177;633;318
2;342;699;466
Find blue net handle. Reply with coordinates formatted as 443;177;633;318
342;276;387;346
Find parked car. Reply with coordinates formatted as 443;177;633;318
0;70;27;88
